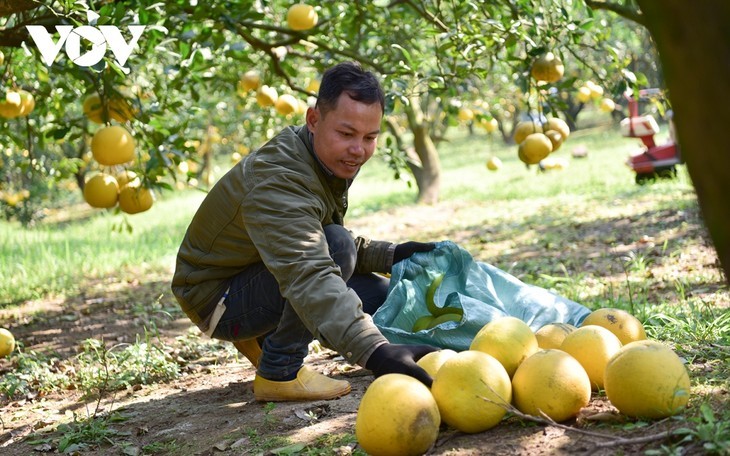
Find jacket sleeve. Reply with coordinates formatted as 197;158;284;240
242;172;388;366
353;236;396;274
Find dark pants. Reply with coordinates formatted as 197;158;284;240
211;224;390;380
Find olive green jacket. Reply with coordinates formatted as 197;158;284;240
171;125;392;366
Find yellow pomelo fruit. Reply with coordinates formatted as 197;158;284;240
512;349;591;422
432;350;511;433
305;78;320;94
91;126;136;166
535;323;576;349
416;349;458;378
604;340;690;419
544;117;570;141
17;90;35;116
83;94;105;124
600;98;616;113
0;50;4;66
469;316;538;377
581;308;647;345
275;94;299;116
108;96;136;122
530;52;564;83
118;181;154;214
287;4;318;31
0;328;16;358
355;373;440;456
115;170;138;188
543;129;564;152
486;156;502;171
296;99;309;115
513;120;543;144
481;117;498;133
83;173;119;208
586;81;604;99
0;90;23;118
518;133;553;165
560;325;622;390
238;70;261;93
576;86;591;103
256;85;278;108
458;107;474;122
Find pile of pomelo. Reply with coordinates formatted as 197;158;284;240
356;308;691;455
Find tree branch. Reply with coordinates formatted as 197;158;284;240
479;394;681;452
404;0;449;32
583;0;646;26
0;0;38;17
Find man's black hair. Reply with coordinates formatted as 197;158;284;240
315;61;385;116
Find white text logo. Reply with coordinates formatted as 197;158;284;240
26;23;146;67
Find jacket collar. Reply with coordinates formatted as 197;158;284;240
300;125;355;189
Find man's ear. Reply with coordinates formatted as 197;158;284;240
305;106;319;131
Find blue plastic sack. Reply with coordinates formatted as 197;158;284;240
372;241;591;351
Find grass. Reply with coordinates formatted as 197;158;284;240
1;121;729;454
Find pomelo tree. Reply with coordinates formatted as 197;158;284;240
0;0;641;210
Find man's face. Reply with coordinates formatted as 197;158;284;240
306;94;382;179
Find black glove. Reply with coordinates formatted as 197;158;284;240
365;343;440;387
393;241;436;264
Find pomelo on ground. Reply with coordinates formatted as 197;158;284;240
512;349;591;422
535;323;576;349
486;156;502;171
560;325;622;390
604;340;690;419
581;308;647;345
355;373;440;456
470;316;538;377
431;350;512;433
0;328;15;358
416;349;457;378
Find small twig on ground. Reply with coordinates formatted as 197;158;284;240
478;394;679;450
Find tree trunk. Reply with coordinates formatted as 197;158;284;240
403;96;441;204
637;0;730;284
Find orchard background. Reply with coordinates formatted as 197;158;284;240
1;1;729;455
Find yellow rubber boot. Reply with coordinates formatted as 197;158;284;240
253;366;352;402
232;338;263;368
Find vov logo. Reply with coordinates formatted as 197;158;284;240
26;10;146;68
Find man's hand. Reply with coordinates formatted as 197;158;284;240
393;241;436;264
365;343;440;387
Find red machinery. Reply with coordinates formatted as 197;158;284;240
620;89;682;184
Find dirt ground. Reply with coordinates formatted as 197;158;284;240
1;197;727;455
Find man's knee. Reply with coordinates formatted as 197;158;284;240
324;224;356;279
